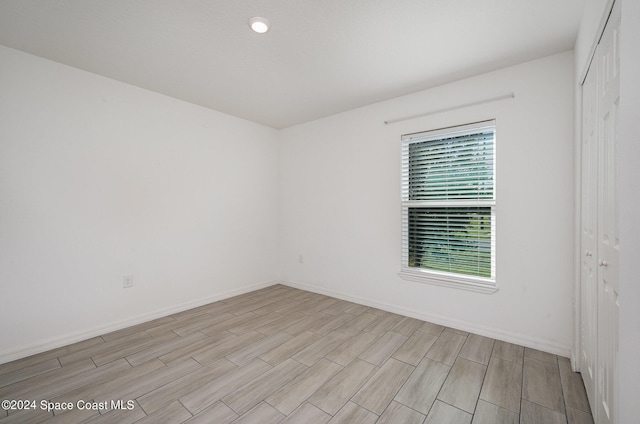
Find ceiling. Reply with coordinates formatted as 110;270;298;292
0;0;585;129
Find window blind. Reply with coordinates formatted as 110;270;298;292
401;121;496;282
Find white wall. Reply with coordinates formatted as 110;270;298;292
0;46;280;362
0;45;580;363
279;52;575;355
617;0;640;420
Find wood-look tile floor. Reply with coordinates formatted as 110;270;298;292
0;285;594;424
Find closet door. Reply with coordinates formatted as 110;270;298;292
596;3;620;423
580;2;620;422
580;54;598;411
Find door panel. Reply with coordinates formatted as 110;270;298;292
580;2;620;423
596;3;620;424
580;55;598;411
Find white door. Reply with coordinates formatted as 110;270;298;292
580;2;620;423
580;53;598;411
596;2;620;423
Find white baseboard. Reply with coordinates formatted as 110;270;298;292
282;280;572;358
2;278;572;364
0;280;279;365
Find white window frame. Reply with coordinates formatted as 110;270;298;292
398;120;498;294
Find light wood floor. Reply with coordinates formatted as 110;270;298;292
0;284;593;424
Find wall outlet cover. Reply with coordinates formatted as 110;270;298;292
123;274;134;288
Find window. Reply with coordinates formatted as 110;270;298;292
399;121;497;293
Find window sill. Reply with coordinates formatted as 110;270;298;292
398;269;498;294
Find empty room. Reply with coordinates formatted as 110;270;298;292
0;1;638;423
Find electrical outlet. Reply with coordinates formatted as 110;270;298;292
298;254;304;264
123;274;134;288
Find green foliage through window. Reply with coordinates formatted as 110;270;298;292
402;121;495;281
408;207;492;277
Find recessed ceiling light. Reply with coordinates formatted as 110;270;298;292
248;17;270;34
